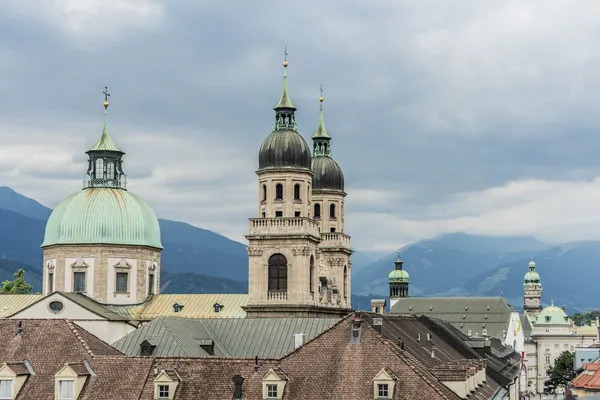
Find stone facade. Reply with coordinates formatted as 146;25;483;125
246;165;353;317
245;168;353;318
43;244;161;304
257;169;312;218
523;282;542;320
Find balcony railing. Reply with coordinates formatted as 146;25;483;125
267;291;288;301
320;232;351;249
248;218;320;238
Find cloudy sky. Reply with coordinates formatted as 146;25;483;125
2;0;600;252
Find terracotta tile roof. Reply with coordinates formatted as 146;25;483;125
359;313;513;400
0;294;43;317
80;357;152;400
277;314;461;400
5;361;30;375
573;358;600;390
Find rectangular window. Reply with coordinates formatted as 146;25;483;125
148;273;155;295
0;380;12;399
294;211;301;217
267;384;278;398
58;380;74;400
330;227;336;232
377;383;389;398
158;385;169;398
275;211;283;218
545;354;551;365
116;272;129;293
73;272;86;292
48;272;54;293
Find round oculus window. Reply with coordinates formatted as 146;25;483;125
49;301;64;314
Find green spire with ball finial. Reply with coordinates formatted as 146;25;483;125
272;47;298;132
312;84;332;157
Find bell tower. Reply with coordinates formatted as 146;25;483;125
523;258;542;321
244;51;351;318
311;89;353;309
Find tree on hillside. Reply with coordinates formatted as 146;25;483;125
571;310;600;326
546;351;575;390
1;269;33;294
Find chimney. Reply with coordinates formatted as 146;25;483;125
427;333;431;342
350;318;363;344
232;375;244;400
417;333;421;343
293;333;306;349
16;321;23;336
152;359;158;376
399;340;404;350
253;356;259;375
373;318;383;334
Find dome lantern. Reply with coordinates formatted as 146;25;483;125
84;86;127;189
258;48;311;171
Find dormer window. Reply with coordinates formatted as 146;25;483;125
0;362;31;400
0;380;12;399
262;369;288;400
54;363;91;400
266;384;277;399
213;303;223;313
158;385;169;399
58;380;74;400
545;316;551;323
140;339;157;356
153;369;181;400
173;303;183;313
377;383;389;398
373;368;397;399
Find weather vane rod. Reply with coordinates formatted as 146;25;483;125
103;86;110;110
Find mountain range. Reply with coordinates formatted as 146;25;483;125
0;186;597;312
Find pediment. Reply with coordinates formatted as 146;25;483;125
0;363;17;377
113;259;132;269
70;258;89;268
263;368;288;381
373;367;398;381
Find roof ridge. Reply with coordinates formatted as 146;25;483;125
65;319;95;357
277;313;355;361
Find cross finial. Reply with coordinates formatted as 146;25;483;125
102;86;110;110
284;46;288;62
397;250;401;259
319;84;323;98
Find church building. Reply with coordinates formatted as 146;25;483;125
244;55;353;318
41;88;162;305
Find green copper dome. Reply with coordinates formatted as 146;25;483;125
536;303;569;325
389;269;409;282
42;188;162;249
524;270;540;285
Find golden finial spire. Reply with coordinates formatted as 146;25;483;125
103;86;110;110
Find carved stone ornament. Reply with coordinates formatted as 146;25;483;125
46;260;55;270
113;259;132;269
318;253;329;278
292;246;311;256
70;258;89;268
147;262;157;271
247;246;264;257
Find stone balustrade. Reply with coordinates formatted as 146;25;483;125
248;218;320;238
267;291;288;301
320;232;351;249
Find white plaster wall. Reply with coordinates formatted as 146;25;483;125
106;257;137;305
64;257;95;296
504;312;526;352
9;293;102;320
75;320;136;344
